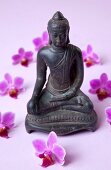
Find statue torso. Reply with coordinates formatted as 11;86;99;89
40;44;78;92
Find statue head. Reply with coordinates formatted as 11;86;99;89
47;11;70;47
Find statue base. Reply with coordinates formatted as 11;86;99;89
25;110;97;136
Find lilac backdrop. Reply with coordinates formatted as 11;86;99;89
0;0;111;170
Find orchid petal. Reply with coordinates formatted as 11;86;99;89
25;51;33;61
4;73;12;84
82;51;87;59
93;53;100;63
2;112;15;128
47;131;57;150
37;153;44;158
52;144;66;165
106;80;111;90
105;107;111;123
105;81;111;97
0;81;8;95
0;112;1;123
90;79;100;89
100;73;108;85
12;54;21;64
14;77;24;90
87;45;92;54
37;43;45;50
89;89;96;94
33;139;46;154
18;48;25;56
42;31;48;42
33;38;42;47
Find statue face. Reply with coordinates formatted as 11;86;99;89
50;29;68;47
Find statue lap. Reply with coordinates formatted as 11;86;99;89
25;88;97;135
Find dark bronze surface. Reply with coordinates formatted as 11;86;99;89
25;11;97;135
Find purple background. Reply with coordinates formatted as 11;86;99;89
0;0;111;170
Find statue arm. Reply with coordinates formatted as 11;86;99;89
69;48;84;93
51;48;84;101
32;52;47;99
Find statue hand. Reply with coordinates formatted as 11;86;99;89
51;89;75;102
27;97;38;114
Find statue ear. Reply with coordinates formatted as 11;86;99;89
49;35;52;45
47;29;52;45
66;30;70;44
67;36;70;44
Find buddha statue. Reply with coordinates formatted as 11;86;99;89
25;11;97;135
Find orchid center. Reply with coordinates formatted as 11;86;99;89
9;88;18;98
21;58;28;66
86;58;93;67
41;152;54;167
96;88;108;100
0;126;8;138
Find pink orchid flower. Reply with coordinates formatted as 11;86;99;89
89;73;111;100
105;107;111;125
0;73;24;98
0;112;15;138
82;44;101;67
12;48;33;67
33;31;49;51
33;131;66;168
